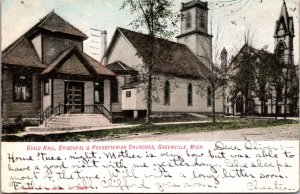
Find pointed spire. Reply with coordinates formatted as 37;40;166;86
279;0;289;22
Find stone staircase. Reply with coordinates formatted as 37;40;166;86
45;114;111;128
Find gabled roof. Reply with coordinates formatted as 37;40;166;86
82;53;116;76
228;44;274;71
105;27;210;79
2;37;46;68
37;11;88;38
2;11;88;68
41;46;115;76
107;61;138;74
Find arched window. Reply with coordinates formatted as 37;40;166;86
277;42;285;64
110;78;118;103
200;11;205;29
207;86;212;107
188;83;193;106
164;81;170;105
185;11;191;30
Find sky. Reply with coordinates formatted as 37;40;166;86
2;0;299;64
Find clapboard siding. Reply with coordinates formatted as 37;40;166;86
2;69;41;119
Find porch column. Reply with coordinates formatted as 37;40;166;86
104;79;111;111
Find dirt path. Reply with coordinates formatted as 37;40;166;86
90;124;299;141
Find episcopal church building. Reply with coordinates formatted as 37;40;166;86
2;0;223;127
102;0;223;119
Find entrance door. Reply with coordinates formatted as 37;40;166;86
65;82;84;113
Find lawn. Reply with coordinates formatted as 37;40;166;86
1;118;297;142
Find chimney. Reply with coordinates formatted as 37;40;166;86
101;30;107;59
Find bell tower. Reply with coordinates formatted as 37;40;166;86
176;0;213;68
274;0;294;66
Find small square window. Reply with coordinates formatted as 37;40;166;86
126;91;131;98
44;80;49;96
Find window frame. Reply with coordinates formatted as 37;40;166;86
94;80;104;104
164;81;170;106
187;83;193;106
277;42;285;64
13;74;33;103
185;11;192;30
44;80;50;96
126;91;131;98
207;86;212;107
110;78;119;103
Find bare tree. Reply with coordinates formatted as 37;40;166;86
121;0;179;123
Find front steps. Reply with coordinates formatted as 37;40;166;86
46;114;111;128
25;114;112;131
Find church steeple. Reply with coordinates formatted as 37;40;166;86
176;0;213;69
274;0;294;66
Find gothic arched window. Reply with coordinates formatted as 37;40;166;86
277;42;285;64
164;81;170;105
188;83;193;106
185;11;191;30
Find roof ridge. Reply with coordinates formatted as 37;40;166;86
38;10;55;26
117;27;186;46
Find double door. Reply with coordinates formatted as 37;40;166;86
65;82;84;113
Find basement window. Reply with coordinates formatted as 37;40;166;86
13;74;32;102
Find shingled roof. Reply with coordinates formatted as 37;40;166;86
114;28;210;79
2;37;46;68
106;61;138;74
41;46;115;76
37;11;88;38
2;11;114;77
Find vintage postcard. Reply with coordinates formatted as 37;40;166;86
1;0;299;193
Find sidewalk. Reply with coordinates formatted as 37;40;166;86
4;120;212;137
225;115;299;121
5;124;140;137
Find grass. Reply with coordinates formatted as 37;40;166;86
1;118;297;142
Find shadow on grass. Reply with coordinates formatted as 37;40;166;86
1;119;296;142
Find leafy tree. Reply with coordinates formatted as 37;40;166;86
266;55;284;119
121;0;179;123
254;49;274;115
232;45;257;117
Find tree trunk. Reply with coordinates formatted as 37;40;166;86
145;65;153;124
261;99;264;116
284;77;288;120
212;84;216;122
275;88;278;120
240;97;244;118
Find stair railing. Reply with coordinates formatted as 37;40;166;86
39;103;113;126
94;104;113;123
39;103;62;126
